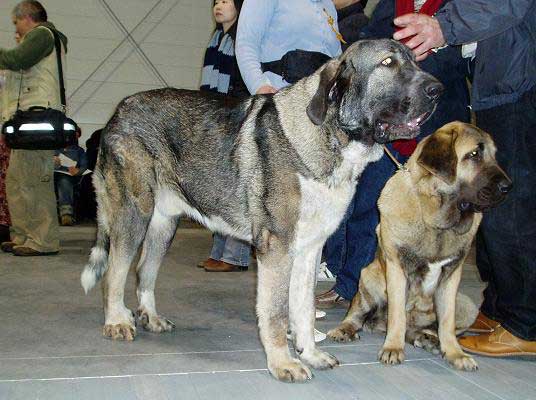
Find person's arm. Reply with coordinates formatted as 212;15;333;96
235;0;277;94
393;0;534;60
0;26;54;70
434;0;534;45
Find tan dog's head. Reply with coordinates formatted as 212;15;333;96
413;121;512;228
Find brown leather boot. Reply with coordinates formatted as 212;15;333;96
459;325;536;357
204;258;247;272
467;311;501;333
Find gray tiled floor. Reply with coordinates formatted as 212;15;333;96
0;225;534;400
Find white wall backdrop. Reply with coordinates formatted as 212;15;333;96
0;0;214;144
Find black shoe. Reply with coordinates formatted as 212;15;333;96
1;241;16;253
12;246;59;256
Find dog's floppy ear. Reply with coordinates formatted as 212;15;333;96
306;59;342;125
417;127;458;185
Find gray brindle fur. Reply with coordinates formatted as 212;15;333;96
81;39;441;382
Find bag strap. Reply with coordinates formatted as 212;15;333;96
51;29;66;110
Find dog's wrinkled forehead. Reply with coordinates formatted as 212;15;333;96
343;39;414;71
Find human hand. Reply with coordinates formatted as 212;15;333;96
54;156;61;167
393;13;446;61
256;85;278;95
68;166;79;176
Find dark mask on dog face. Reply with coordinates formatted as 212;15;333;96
307;39;443;145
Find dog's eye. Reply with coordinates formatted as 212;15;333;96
467;149;481;159
381;57;393;66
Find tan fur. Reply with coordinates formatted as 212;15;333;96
329;122;511;371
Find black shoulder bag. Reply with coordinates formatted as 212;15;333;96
2;29;78;150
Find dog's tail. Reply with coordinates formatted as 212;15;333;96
81;226;110;294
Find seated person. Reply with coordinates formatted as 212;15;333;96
54;127;88;226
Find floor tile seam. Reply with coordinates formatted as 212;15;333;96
428;359;507;400
0;357;435;384
0;343;382;361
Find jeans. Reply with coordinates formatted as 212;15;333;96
475;86;536;341
210;233;250;267
55;172;81;216
324;146;403;300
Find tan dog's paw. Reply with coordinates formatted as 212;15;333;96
269;359;313;383
328;323;359;342
136;309;175;333
103;323;136;341
413;332;440;355
446;352;478;371
378;347;405;365
300;348;339;370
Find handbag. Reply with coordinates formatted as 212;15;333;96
261;49;332;84
2;28;78;150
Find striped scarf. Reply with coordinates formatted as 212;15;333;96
200;28;236;95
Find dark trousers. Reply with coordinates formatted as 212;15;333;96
323;146;401;300
475;86;536;341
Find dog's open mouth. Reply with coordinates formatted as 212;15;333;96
375;111;431;143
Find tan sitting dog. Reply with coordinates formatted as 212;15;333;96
328;121;512;371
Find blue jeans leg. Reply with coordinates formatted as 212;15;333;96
55;173;75;216
221;236;250;267
333;151;398;300
210;233;226;260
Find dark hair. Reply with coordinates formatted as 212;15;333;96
12;1;48;22
213;0;242;31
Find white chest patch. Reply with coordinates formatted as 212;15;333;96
155;189;251;242
422;257;454;295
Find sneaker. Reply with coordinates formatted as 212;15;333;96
317;262;336;282
286;328;327;343
315;309;326;320
315;287;349;309
315;329;327;343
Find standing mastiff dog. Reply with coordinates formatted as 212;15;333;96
81;39;441;382
328;122;512;371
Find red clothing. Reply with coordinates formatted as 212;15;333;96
0;140;10;226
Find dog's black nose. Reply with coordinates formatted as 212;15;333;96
424;81;443;100
498;178;513;194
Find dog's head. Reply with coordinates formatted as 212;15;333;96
306;39;442;144
416;121;512;221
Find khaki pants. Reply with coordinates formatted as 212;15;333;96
6;149;59;252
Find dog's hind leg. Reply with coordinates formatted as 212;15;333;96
290;247;339;370
256;233;313;383
102;206;150;341
328;258;386;342
135;209;179;333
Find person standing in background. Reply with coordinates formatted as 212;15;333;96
0;0;68;256
394;0;536;357
198;0;252;273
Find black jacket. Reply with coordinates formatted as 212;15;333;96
436;0;536;110
337;2;369;51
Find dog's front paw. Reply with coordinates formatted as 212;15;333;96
103;323;136;341
269;359;313;383
300;348;339;370
328;322;359;342
378;347;405;365
446;352;478;371
136;308;175;333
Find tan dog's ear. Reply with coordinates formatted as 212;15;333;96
417;127;458;185
306;59;342;125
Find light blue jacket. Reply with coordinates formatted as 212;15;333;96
236;0;342;94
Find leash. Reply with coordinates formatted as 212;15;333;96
383;145;409;172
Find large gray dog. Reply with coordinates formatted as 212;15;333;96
81;39;442;382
